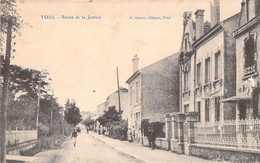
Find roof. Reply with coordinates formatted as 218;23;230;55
193;13;240;49
126;52;179;84
106;87;128;101
220;94;250;103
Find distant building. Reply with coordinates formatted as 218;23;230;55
126;54;179;142
96;87;128;120
80;111;92;120
97;102;107;118
105;87;128;120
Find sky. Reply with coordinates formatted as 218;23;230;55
12;0;241;113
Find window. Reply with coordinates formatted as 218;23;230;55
215;52;221;80
184;72;189;91
130;114;133;126
130;85;133;104
244;33;257;76
196;101;201;122
244;34;255;68
205;99;210;122
135;113;138;128
215;97;220;121
205;57;211;83
184;38;187;50
136;81;139;102
184;104;189;113
197;62;201;86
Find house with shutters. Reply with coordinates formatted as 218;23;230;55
126;54;179;143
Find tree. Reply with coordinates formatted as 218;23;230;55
64;100;82;126
1;1;24;162
8;65;50;99
83;118;96;127
6;65;51;129
96;106;121;126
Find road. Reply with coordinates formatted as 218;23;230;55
29;125;142;163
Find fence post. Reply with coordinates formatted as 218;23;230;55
184;112;198;155
165;113;172;150
175;113;186;154
170;112;178;152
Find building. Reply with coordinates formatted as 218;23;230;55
96;102;107;118
80;111;92;121
126;54;179;142
105;87;128;120
179;0;239;122
218;0;260;151
96;87;128;120
229;0;260;120
162;0;260;161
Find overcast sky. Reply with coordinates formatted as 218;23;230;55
13;0;241;113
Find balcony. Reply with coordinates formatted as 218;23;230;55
244;64;257;76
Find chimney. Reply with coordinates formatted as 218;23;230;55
132;55;139;73
210;0;220;27
195;9;205;40
204;21;211;34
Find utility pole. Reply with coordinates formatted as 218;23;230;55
61;108;64;136
1;17;12;163
50;90;54;134
116;67;121;121
36;72;42;139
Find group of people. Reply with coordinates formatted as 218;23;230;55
71;126;81;146
128;126;157;150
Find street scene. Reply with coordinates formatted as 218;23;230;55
28;124;213;163
0;0;260;163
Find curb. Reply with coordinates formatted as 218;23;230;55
89;132;150;163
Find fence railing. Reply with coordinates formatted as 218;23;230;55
194;118;260;149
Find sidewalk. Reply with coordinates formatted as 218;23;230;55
89;132;218;163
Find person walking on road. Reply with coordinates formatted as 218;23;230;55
86;127;89;134
150;128;156;150
71;129;78;147
147;127;152;148
77;127;81;134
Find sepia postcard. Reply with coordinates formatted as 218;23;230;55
1;0;260;162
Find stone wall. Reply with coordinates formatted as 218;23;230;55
142;137;170;150
190;145;260;162
6;130;37;155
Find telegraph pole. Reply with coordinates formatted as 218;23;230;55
50;90;54;132
116;67;121;121
1;17;12;163
61;107;64;136
36;72;42;139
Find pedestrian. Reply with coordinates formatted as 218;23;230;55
129;130;133;142
71;129;78;147
150;128;156;150
77;127;81;134
147;127;152;148
86;127;89;134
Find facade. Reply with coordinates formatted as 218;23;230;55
105;87;128;120
96;87;128;120
96;102;107;118
179;0;239;122
162;1;260;161
231;0;260;120
220;0;260;148
193;13;240;124
126;54;179;142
